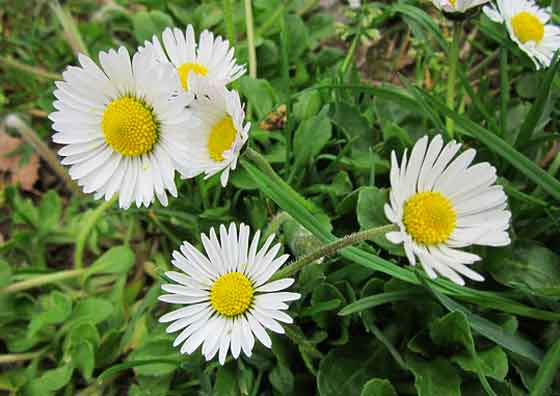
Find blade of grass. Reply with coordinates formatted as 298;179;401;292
530;338;560;396
339;290;424;316
499;47;509;137
515;55;560;147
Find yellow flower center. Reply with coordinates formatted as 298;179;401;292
210;272;254;317
449;0;456;6
511;12;544;44
102;96;158;157
402;191;457;246
177;62;208;90
208;116;237;162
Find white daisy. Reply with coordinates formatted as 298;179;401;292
140;25;246;93
484;0;560;69
430;0;490;13
159;223;300;365
384;135;511;286
50;46;196;209
349;0;361;9
182;86;249;187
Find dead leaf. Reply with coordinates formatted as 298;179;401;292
0;131;39;191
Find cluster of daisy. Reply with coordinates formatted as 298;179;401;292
430;0;560;69
49;22;514;365
50;26;249;210
51;25;301;366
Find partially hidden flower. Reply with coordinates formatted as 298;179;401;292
50;46;196;209
140;25;246;93
159;223;300;365
484;0;560;69
384;135;511;285
182;86;250;187
430;0;490;13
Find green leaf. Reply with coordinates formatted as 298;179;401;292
28;291;72;337
285;14;309;61
360;379;397;396
69;298;113;325
530;338;560;396
38;190;61;232
132;11;174;44
293;89;322;121
487;242;560;296
407;356;461;396
356;187;404;255
85;245;135;279
269;363;294;395
70;341;95;381
214;362;240;396
429;311;498;394
452;346;509;381
238;77;278;119
293;114;332;170
33;364;73;391
317;339;393;396
421;278;544;365
128;340;180;376
98;359;182;381
391;4;448;52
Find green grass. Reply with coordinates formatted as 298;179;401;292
1;1;560;395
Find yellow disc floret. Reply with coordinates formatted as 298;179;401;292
511;12;545;44
403;191;457;246
177;62;208;90
208;115;237;162
210;272;254;317
102;96;158;157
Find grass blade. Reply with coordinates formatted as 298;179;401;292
339;290;424;316
530;338;560;396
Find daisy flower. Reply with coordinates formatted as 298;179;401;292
50;46;196;209
384;135;511;286
484;0;560;69
159;223;300;365
430;0;490;13
140;25;246;92
182;86;250;187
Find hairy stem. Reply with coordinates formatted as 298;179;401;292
0;269;85;295
446;23;461;138
271;224;397;280
244;0;257;78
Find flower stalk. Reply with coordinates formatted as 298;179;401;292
446;23;461;138
271;224;398;280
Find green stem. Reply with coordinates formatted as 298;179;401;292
341;29;361;78
0;56;61;80
244;0;257;78
50;1;89;56
74;195;118;269
223;0;235;45
0;269;85;295
0;351;44;364
499;47;509;136
446;23;461;139
271;224;397;280
279;5;292;164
